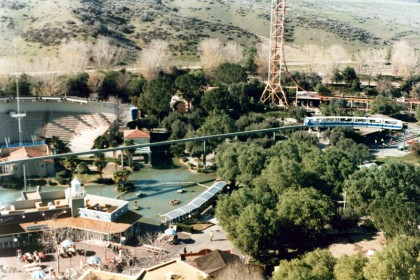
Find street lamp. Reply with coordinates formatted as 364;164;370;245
13;237;18;257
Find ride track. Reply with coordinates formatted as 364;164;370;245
0;117;405;167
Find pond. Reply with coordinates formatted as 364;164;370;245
1;160;216;225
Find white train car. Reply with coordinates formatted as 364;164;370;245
304;117;403;130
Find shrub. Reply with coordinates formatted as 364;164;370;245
176;223;193;233
77;162;90;174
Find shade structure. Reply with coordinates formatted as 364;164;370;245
32;270;46;279
88;256;101;265
61;239;74;248
164;228;176;236
162;181;226;222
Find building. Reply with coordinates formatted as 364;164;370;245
0;178;139;248
0;145;54;178
123;129;152;165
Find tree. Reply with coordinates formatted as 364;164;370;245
138;76;174;120
391;41;418;78
91;37;126;69
92;135;109;150
320;99;349;116
61;156;79;175
186;111;235;157
342;66;360;90
302;44;324;73
199;38;225;74
214;63;248;85
124;139;135;167
334;254;368;280
68;73;91;98
46;136;71;154
59;39;90;72
37;226;77;274
77;162;90;174
344;161;420;238
363;236;420;280
87;72;105;98
370;96;406;116
416;104;420;122
243;47;258;73
94;152;107;178
175;71;207;110
273;249;336;280
256;42;270;79
113;169;131;190
216;187;335;260
223;41;243;64
200;87;231;113
136;39;170;80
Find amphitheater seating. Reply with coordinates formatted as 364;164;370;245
0;110;116;149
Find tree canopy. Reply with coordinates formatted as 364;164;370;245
344;161;420;238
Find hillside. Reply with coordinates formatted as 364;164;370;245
0;0;420;66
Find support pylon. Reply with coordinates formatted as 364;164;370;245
260;0;289;106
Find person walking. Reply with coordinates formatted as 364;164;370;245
210;230;214;241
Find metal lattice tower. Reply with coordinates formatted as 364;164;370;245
260;0;289;106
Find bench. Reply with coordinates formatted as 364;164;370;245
23;263;39;268
25;267;42;272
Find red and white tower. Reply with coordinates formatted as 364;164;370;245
260;0;289;106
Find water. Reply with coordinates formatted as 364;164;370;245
85;163;216;223
1;160;216;224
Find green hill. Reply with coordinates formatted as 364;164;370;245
1;0;420;65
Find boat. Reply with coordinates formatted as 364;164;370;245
136;191;143;198
177;189;184;193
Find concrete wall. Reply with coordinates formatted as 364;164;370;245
0;98;118;115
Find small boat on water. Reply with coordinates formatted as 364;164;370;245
136;191;143;198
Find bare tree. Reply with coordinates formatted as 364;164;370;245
215;261;264;280
391;41;418;78
136;232;177;268
198;38;225;74
302;44;324;73
355;48;387;85
136;39;170;81
59;39;90;72
323;44;349;82
31;57;67;96
223;41;243;64
92;37;126;70
37;226;77;273
87;72;105;99
256;41;270;79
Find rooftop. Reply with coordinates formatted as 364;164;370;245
123;129;150;139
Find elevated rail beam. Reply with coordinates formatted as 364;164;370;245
0;125;306;167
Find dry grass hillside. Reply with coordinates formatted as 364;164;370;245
0;0;419;67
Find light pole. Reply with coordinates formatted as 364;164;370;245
13;237;18;257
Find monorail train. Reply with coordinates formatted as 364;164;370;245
304;117;404;130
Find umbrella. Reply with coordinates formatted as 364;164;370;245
61;239;74;248
32;270;46;279
88;256;101;265
164;228;176;236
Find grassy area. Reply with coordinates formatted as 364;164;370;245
1;0;420;68
375;152;420;165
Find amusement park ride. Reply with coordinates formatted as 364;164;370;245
260;0;303;106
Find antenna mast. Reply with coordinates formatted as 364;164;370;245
12;40;26;146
